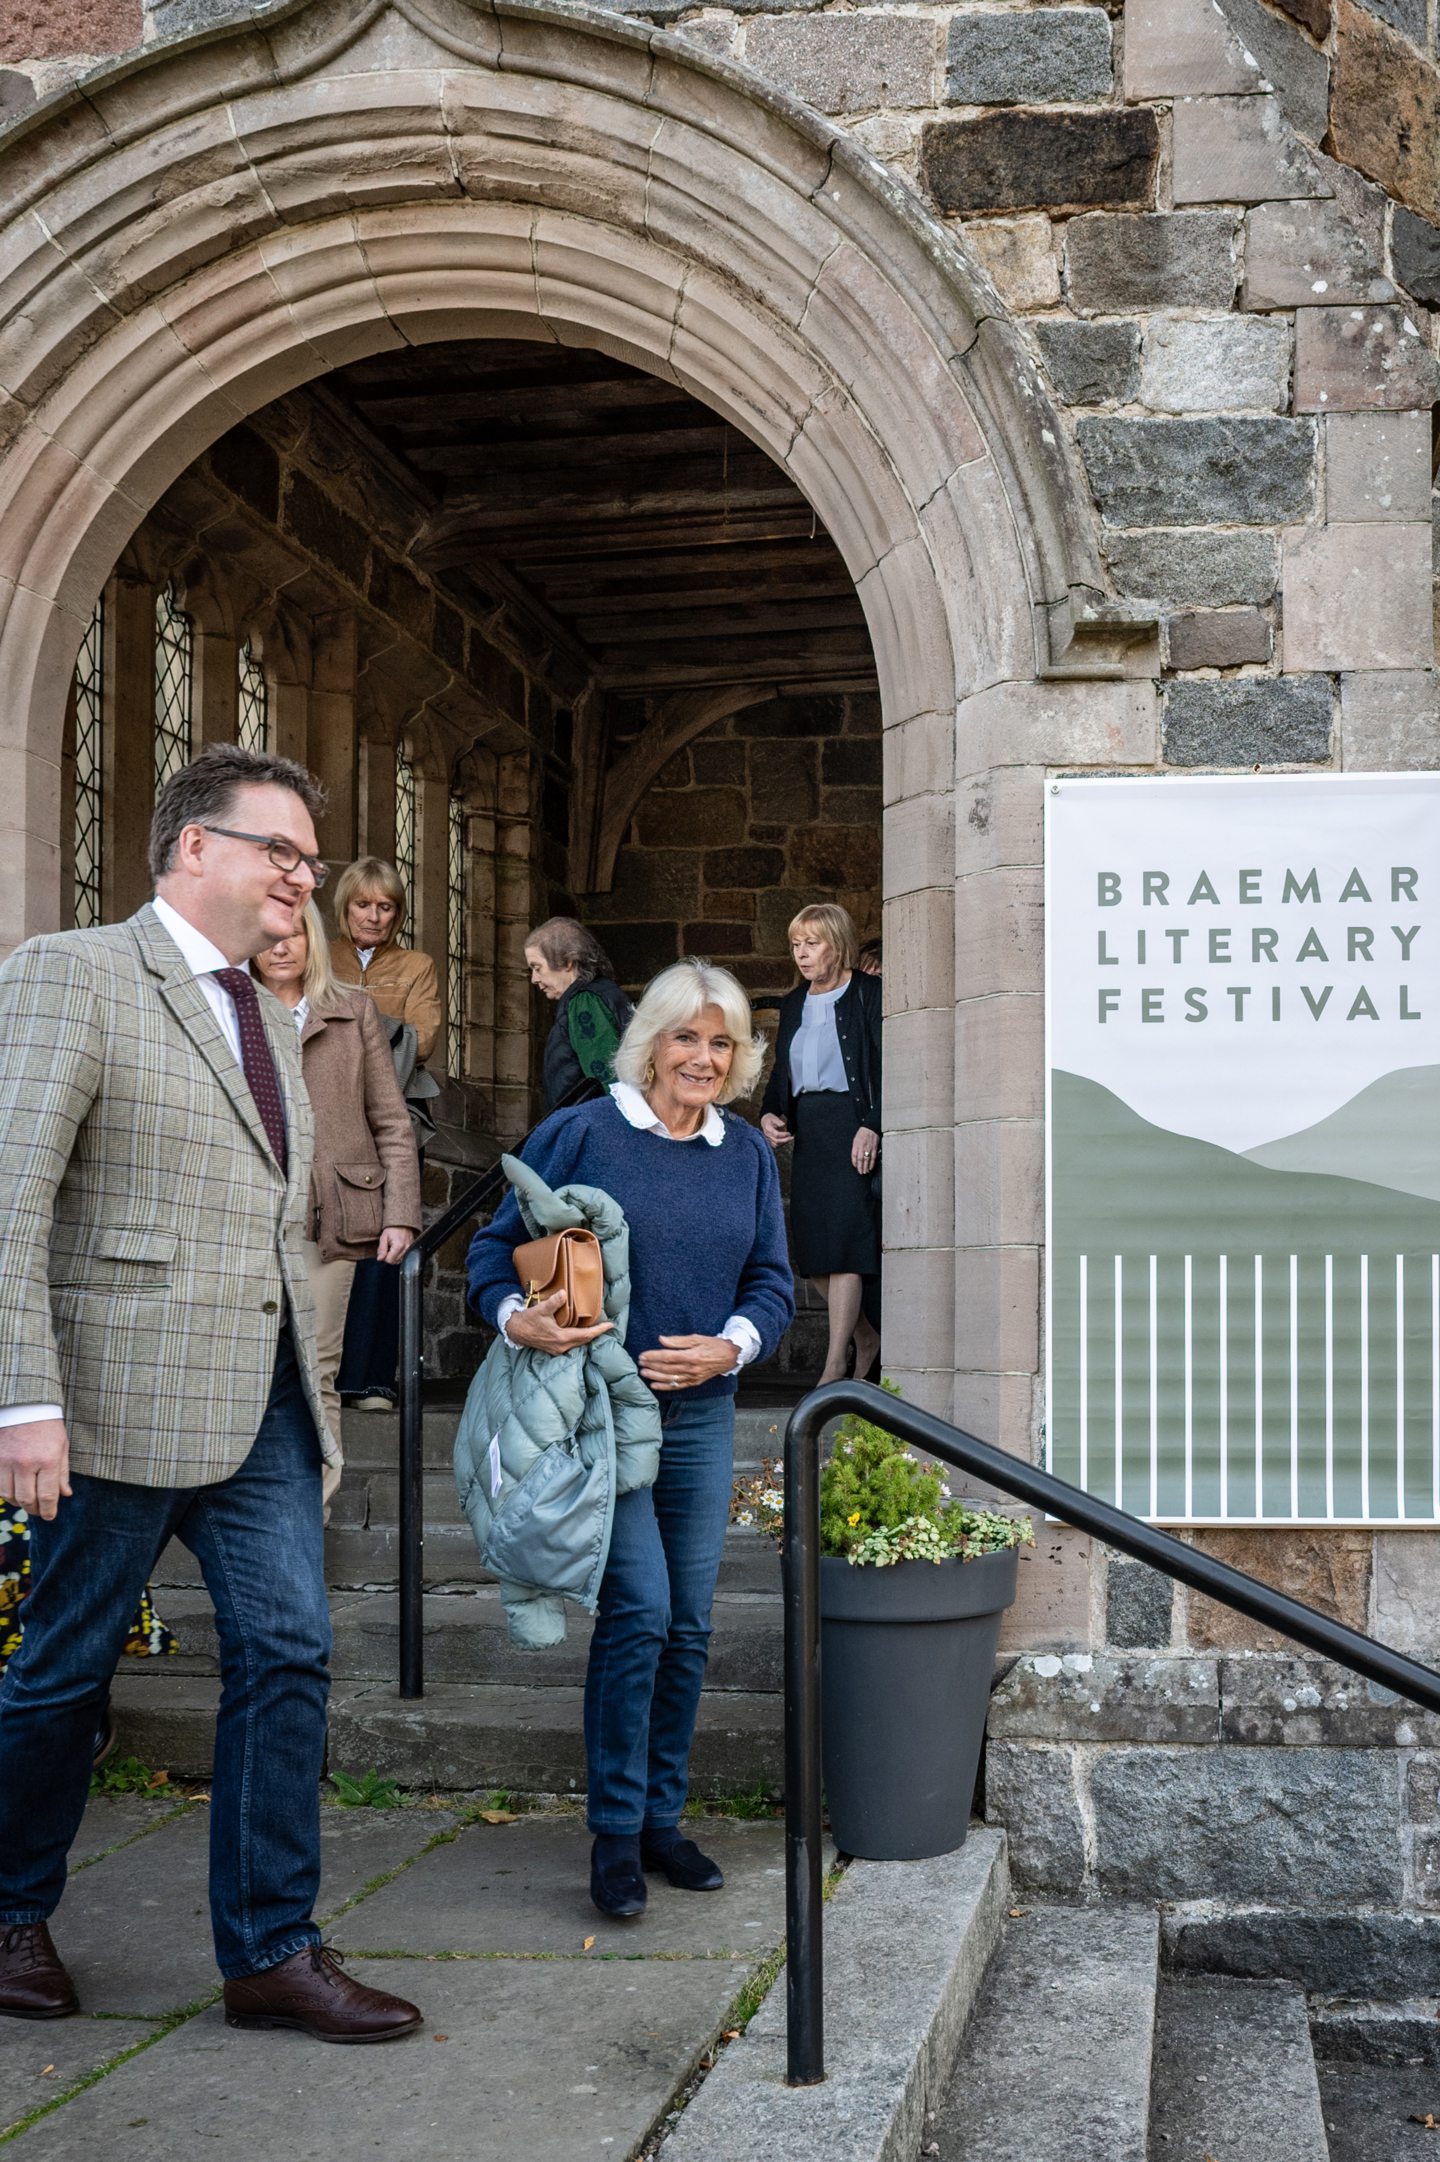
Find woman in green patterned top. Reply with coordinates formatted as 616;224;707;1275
525;918;634;1110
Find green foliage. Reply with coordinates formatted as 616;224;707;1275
329;1767;402;1809
734;1381;1033;1568
89;1756;167;1797
691;1781;780;1820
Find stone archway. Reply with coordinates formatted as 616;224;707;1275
0;0;1110;1418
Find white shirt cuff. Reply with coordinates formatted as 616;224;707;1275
0;1402;63;1428
720;1315;761;1369
496;1293;525;1348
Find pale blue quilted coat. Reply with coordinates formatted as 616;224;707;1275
453;1155;662;1648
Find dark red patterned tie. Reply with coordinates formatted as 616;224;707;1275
213;967;289;1175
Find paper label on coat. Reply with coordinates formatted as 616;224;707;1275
488;1433;503;1498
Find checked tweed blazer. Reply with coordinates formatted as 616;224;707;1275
0;904;332;1487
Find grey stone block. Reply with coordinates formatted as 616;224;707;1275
1349;0;1427;40
334;1817;797;1958
983;1741;1087;1893
1150;1977;1329;2162
1164;675;1332;766
1172;93;1327;206
931;1906;1158;2162
1219;1654;1440;1747
1164;1902;1440;1994
1032;319;1140;405
1318;2062;1440;2158
1326;410;1433;519
1392;205;1440;307
1065;210;1238;312
1311;1997;1440;2064
988;1653;1219;1743
945;8;1112;104
1295;305;1440;413
1245;196;1393;309
1166;607;1273;669
1090;1746;1404;1903
1078;417;1316;527
0;70;36;124
744;15;937;112
1339;671;1440;769
1141;314;1290;413
1107;1557;1176;1648
921;109;1159;215
1214;0;1331;142
1104;528;1280;606
13;1959;751;2162
664;1831;1010;2162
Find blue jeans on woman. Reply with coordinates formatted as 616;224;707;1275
0;1330;332;1979
584;1392;735;1835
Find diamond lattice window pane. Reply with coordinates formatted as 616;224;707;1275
153;585;193;797
237;639;269;754
72;595;104;928
393;746;416;951
447;793;466;1079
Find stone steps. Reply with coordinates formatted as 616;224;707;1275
1148;1975;1330;2162
928;1904;1160;2162
109;1672;784;1792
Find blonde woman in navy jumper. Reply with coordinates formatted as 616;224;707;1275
467;960;794;1920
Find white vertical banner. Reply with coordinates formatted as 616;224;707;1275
1044;774;1440;1524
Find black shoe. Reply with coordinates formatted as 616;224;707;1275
640;1833;725;1891
590;1837;646;1919
91;1699;117;1772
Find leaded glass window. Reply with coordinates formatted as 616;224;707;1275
72;594;104;929
447;793;466;1079
393;744;416;950
237;639;269;753
153;583;193;796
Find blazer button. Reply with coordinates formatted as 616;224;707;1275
262;1299;279;1314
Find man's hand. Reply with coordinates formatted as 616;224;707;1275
376;1227;416;1265
0;1419;71;1520
639;1335;740;1392
503;1288;614;1356
760;1113;793;1149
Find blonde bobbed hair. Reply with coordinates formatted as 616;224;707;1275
614;958;765;1105
787;901;859;974
333;855;407;943
252;899;347;1015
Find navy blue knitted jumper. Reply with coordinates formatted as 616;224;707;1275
466;1095;796;1400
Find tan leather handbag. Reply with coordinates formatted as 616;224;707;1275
512;1226;605;1329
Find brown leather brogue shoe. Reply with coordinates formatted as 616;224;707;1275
0;1923;79;2019
223;1945;421;2044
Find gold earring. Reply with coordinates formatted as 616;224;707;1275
644;1060;655;1086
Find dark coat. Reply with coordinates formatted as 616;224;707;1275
760;969;882;1133
542;975;634;1109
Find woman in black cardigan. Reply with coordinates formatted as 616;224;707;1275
760;903;882;1383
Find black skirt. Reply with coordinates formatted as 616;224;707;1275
790;1091;880;1277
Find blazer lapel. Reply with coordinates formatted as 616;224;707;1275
131;906;282;1177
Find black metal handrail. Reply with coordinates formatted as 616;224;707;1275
396;1078;600;1699
782;1379;1440;2088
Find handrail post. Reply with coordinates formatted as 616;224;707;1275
398;1245;425;1700
783;1389;829;2086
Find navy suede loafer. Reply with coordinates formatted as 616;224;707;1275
590;1837;647;1919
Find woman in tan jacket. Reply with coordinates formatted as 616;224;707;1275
252;901;421;1457
328;856;440;1408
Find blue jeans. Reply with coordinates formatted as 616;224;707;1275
0;1331;331;1980
584;1393;735;1835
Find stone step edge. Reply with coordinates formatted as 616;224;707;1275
660;1826;1009;2162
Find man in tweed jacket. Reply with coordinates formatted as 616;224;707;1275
0;745;421;2045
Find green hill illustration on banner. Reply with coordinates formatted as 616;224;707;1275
1050;1070;1440;1523
1244;1064;1440;1207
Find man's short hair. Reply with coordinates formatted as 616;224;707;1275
149;744;328;882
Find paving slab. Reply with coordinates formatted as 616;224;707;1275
68;1796;191;1869
0;2017;159;2137
9;1958;750;2162
50;1802;456;2016
1319;2063;1440;2162
333;1815;798;1956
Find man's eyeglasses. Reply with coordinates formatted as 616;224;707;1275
200;826;329;886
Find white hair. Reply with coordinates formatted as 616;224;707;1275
614;958;765;1104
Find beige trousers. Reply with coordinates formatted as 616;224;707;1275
302;1239;356;1506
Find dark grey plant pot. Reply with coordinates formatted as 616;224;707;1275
819;1546;1019;1862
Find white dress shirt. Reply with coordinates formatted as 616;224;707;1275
0;898;252;1431
496;1082;761;1368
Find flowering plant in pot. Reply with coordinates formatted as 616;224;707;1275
733;1385;1032;1860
